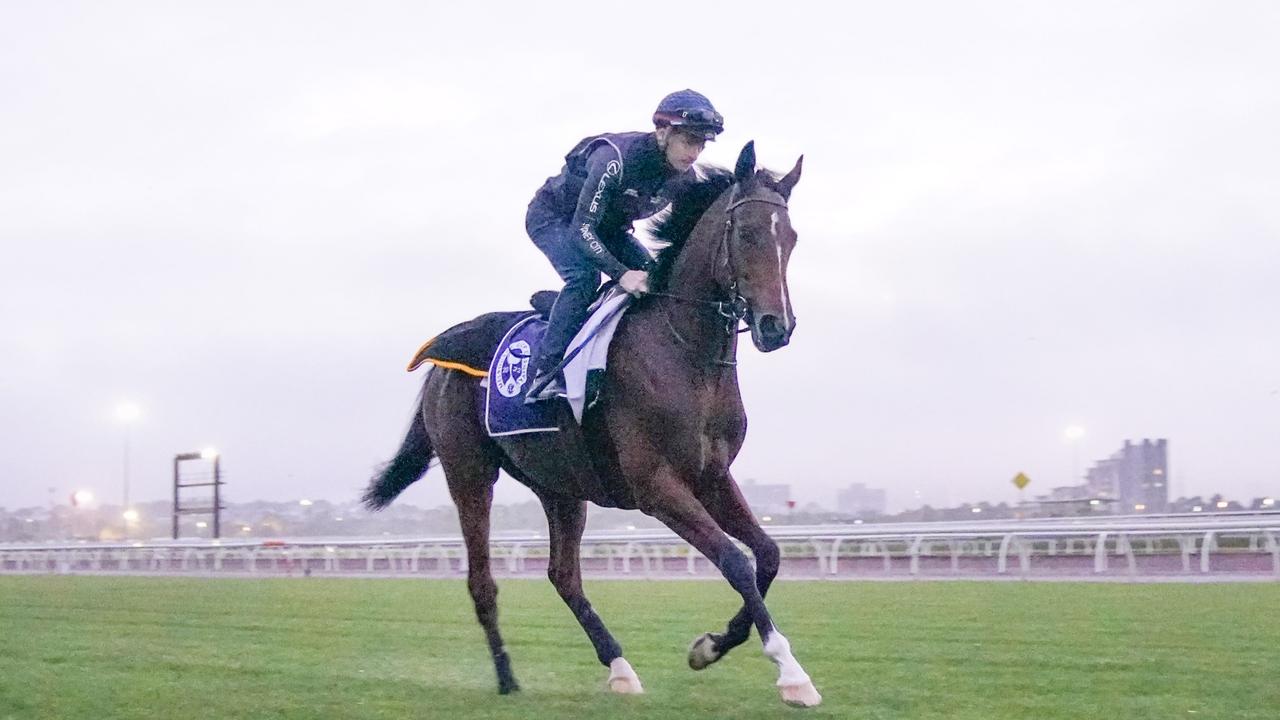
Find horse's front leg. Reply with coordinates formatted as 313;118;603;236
639;471;820;708
539;494;642;694
687;473;780;670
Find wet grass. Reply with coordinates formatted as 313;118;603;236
1;576;1276;719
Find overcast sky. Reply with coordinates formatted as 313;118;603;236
2;1;1277;514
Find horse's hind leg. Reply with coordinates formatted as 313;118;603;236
430;372;519;694
448;471;519;693
687;473;780;670
538;494;641;694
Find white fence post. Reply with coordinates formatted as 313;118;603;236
1093;532;1109;573
997;534;1015;574
1200;531;1215;573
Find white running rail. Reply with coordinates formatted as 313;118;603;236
3;511;1278;579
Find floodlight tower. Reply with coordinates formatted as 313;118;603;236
172;448;224;539
1064;425;1085;484
115;402;141;536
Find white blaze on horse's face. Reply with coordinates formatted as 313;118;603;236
771;212;790;329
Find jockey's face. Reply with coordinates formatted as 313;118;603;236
657;127;707;172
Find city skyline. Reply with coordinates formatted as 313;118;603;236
5;431;1266;517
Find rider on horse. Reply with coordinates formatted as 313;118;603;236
522;89;725;403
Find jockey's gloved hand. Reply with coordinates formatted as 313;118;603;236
619;270;650;298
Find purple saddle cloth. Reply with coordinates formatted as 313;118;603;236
483;315;561;436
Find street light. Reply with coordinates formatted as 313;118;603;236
1063;425;1085;485
122;509;140;523
115;402;141;518
70;490;95;538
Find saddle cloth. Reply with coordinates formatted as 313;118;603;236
483;291;631;436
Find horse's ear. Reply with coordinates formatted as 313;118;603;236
734;141;756;185
777;155;803;200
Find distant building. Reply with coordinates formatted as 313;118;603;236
739;479;791;515
1085;439;1169;512
1030;486;1115;516
836;483;887;517
1046;485;1089;502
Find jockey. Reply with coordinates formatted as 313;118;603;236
523;89;724;403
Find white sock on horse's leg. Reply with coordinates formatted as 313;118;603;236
762;630;822;707
607;657;644;694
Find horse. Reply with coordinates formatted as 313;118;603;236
363;141;818;707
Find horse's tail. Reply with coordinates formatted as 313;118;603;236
362;387;434;510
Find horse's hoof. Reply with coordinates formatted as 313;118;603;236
779;681;822;708
608;676;643;694
687;632;722;670
607;657;644;694
494;650;519;694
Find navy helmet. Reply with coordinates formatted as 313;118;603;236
653;89;724;140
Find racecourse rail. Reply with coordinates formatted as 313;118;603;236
3;511;1278;580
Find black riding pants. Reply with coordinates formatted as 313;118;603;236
525;204;649;376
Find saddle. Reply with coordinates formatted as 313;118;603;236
407;287;631;436
405;291;557;375
406;287;619;376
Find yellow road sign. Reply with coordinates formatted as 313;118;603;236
1012;472;1030;490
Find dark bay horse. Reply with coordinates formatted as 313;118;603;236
363;141;819;707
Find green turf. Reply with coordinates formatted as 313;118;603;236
0;576;1276;719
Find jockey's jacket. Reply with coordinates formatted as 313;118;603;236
529;131;693;279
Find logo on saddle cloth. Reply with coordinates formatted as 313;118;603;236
495;340;531;398
485;316;558;437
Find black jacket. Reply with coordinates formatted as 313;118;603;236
530;131;692;279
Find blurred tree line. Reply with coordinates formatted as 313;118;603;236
0;493;1272;543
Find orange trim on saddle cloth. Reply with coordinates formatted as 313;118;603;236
405;337;489;376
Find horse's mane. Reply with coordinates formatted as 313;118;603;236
648;164;784;290
648;166;735;290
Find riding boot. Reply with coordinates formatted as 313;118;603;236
524;286;591;404
522;216;602;404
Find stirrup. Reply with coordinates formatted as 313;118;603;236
523;373;565;404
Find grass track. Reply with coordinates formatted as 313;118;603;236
1;576;1276;719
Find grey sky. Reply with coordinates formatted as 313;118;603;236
2;1;1277;513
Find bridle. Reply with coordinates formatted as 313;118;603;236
648;186;789;367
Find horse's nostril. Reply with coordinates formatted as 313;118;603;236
759;315;784;338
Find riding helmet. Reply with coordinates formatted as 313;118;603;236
653;89;724;140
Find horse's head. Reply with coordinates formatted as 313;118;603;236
723;141;803;352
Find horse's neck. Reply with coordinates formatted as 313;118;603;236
665;190;732;297
632;189;738;366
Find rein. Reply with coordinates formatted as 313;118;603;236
651;189;789;367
